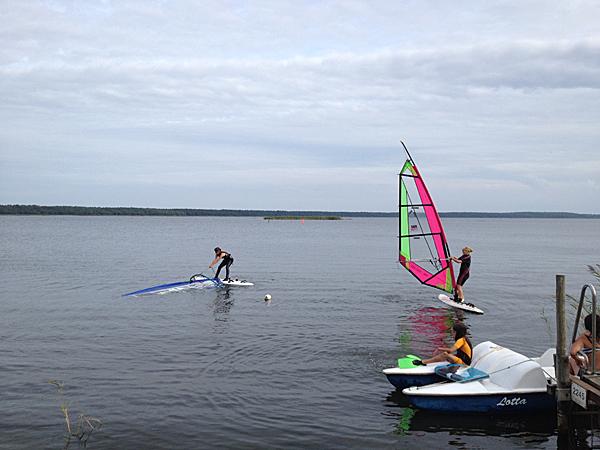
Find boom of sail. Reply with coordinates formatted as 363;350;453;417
398;143;455;293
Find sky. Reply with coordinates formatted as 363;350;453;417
1;1;599;213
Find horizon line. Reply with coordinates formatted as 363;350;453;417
0;204;599;218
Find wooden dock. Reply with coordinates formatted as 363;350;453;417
555;276;600;448
571;374;600;410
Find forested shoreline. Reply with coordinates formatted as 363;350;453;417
0;205;598;219
0;205;392;217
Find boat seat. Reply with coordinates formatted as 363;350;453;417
471;341;548;391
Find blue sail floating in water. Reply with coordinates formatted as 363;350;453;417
122;276;223;297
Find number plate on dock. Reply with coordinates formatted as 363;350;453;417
572;381;588;409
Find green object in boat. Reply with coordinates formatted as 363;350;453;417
397;355;421;369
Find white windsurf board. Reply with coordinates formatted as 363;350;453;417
439;294;484;315
221;279;254;286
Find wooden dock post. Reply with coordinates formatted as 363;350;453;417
555;275;570;438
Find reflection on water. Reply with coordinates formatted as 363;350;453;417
565;413;600;449
385;389;556;445
211;288;235;326
389;405;417;436
397;306;465;358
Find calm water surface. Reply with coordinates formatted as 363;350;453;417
1;216;599;449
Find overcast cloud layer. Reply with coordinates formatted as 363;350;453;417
1;1;599;212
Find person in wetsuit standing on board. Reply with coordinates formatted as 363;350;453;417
209;247;234;281
450;246;473;303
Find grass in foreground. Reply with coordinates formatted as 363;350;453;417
48;378;102;448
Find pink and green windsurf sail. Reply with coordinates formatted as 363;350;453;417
398;143;455;293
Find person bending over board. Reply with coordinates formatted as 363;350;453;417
450;246;473;302
569;314;600;375
209;247;234;281
412;322;472;366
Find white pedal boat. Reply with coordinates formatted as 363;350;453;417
400;341;556;414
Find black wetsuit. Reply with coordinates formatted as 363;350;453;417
457;254;471;286
215;251;234;280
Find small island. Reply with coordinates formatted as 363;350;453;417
263;216;343;220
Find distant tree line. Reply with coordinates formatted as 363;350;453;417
0;205;598;219
0;205;394;217
438;211;600;219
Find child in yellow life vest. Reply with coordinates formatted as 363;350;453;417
413;322;472;366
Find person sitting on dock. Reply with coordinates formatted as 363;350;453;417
413;322;472;366
569;314;600;375
450;247;473;302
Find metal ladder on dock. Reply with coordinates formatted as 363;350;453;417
572;283;599;377
566;283;600;448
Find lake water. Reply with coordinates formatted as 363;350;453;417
1;216;599;449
